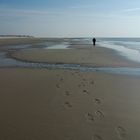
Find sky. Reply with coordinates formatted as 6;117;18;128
1;0;140;37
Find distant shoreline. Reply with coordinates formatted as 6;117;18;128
0;35;34;38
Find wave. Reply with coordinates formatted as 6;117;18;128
97;38;140;63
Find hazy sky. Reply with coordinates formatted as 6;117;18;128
1;0;140;37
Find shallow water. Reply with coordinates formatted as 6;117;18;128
1;52;140;76
98;38;140;63
1;39;140;76
45;44;70;49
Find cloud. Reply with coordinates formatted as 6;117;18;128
0;7;64;18
122;7;140;12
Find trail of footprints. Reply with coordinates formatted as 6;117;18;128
56;75;73;109
56;72;128;139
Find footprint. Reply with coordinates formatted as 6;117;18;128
83;78;86;81
86;113;95;122
60;78;64;82
82;83;86;87
90;80;94;85
94;98;101;105
65;91;70;96
95;110;104;118
56;84;60;88
92;134;103;140
78;84;81;88
116;126;127;139
65;102;72;108
71;73;75;76
83;89;89;94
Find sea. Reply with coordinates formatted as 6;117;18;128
96;37;140;63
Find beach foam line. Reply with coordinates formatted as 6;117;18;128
1;53;140;76
45;44;70;49
98;41;140;63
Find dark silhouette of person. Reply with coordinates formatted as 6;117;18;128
92;38;96;46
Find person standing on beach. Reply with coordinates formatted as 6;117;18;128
92;38;96;46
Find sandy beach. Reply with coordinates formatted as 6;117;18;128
0;38;140;140
11;44;140;68
0;37;65;46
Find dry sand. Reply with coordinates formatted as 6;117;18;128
0;68;140;140
1;38;140;140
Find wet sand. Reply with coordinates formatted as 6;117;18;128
1;38;140;140
11;44;140;67
0;37;65;46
